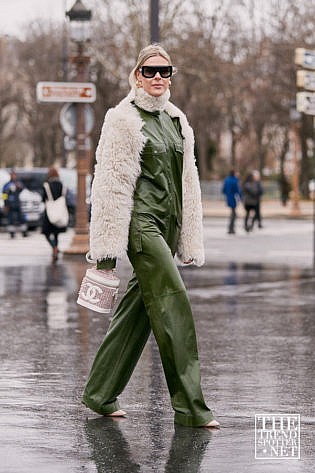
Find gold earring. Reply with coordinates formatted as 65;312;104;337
169;80;172;87
136;79;142;88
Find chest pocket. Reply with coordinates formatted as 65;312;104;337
141;141;167;178
142;141;167;156
174;141;184;156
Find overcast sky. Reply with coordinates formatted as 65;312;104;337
0;0;92;38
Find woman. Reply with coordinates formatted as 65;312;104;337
42;167;67;261
242;172;260;232
252;170;264;229
82;44;219;428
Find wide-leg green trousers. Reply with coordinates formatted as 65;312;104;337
82;215;213;427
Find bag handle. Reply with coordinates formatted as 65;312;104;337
44;182;66;200
85;252;94;263
43;182;53;201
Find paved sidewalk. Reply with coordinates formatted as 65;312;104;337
203;199;314;219
0;216;313;269
0;229;74;266
203;217;314;269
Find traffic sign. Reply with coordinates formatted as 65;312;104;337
36;81;96;103
295;48;315;70
60;103;95;137
297;70;315;91
296;91;315;115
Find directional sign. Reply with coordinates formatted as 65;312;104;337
297;70;315;91
296;91;315;115
295;48;315;70
36;81;96;103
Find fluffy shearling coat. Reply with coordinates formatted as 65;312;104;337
89;89;205;266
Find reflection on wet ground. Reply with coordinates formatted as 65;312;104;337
0;259;314;472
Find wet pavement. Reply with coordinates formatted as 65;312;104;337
0;218;315;472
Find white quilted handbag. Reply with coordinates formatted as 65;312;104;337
77;267;120;314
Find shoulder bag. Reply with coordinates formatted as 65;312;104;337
44;182;69;228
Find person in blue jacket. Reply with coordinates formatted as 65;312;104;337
2;170;27;238
222;170;242;234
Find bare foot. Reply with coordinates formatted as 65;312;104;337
105;410;126;417
204;419;220;428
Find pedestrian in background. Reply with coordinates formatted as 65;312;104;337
222;169;242;234
278;173;291;206
242;172;260;232
82;44;219;429
42;167;67;262
2;169;28;239
252;170;264;229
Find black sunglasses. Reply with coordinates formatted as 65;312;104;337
138;65;174;78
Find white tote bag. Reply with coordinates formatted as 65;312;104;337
44;182;69;228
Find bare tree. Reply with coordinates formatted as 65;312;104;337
15;21;65;166
2;0;315;192
0;36;26;167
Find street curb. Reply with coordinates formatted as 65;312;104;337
202;199;314;220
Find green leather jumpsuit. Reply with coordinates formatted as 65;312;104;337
82;104;214;427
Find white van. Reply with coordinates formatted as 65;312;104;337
0;169;44;229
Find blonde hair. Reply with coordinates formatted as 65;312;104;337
129;44;173;89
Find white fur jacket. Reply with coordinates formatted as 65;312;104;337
89;88;205;266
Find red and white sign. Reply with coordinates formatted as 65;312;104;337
36;81;96;103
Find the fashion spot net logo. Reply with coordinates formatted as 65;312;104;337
255;414;300;460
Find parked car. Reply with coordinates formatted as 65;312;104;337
58;168;92;226
0;168;44;230
309;179;315;200
1;167;91;229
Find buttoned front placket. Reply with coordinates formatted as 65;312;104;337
132;106;183;250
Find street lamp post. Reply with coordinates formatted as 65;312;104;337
313;117;315;269
65;0;92;254
150;0;160;43
289;107;302;217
